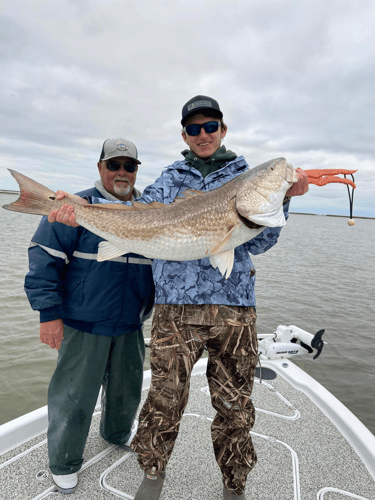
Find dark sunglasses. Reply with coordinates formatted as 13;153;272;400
105;161;137;173
183;121;220;136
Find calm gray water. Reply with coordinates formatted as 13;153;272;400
0;193;374;435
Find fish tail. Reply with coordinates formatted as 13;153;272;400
2;169;61;216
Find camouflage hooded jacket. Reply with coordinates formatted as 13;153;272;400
91;156;289;307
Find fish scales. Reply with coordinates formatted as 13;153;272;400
76;191;241;261
2;158;298;277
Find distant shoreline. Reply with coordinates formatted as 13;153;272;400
290;212;374;220
1;190;373;219
0;189;19;195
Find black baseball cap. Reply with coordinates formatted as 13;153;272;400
181;95;223;126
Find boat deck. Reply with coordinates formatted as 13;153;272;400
1;358;374;500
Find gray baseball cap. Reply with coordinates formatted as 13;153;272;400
99;138;141;164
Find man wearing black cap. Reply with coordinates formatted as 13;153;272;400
24;138;154;494
48;100;308;499
129;96;307;500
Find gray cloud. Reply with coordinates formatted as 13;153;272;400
1;0;374;217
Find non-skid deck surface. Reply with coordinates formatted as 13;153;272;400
1;369;374;500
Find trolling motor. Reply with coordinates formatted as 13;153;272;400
258;325;325;360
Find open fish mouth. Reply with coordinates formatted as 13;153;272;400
237;213;263;229
234;157;295;226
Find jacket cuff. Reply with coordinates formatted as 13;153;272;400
40;306;61;323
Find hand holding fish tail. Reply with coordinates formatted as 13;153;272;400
285;168;309;197
48;204;78;226
47;190;87;226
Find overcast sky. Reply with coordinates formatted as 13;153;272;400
1;0;374;217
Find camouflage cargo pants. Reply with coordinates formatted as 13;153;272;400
131;304;258;495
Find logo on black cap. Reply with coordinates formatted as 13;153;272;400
187;100;213;112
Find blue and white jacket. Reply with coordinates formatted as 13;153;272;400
91;156;290;308
24;182;155;337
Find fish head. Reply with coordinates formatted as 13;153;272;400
235;158;298;227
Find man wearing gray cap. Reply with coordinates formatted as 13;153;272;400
24;138;154;494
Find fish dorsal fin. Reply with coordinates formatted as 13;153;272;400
209;223;240;255
172;189;205;204
88;203;132;210
209;250;235;279
97;241;126;261
133;201;167;209
87;201;167;211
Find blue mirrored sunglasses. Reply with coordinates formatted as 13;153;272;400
105;161;137;173
183;121;220;136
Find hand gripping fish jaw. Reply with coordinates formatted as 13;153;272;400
258;325;326;360
304;168;357;225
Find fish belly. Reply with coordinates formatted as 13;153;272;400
83;219;219;261
111;235;217;261
84;218;265;262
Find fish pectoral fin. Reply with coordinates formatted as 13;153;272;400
208;224;241;278
209;223;240;255
209;250;235;279
97;241;125;261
